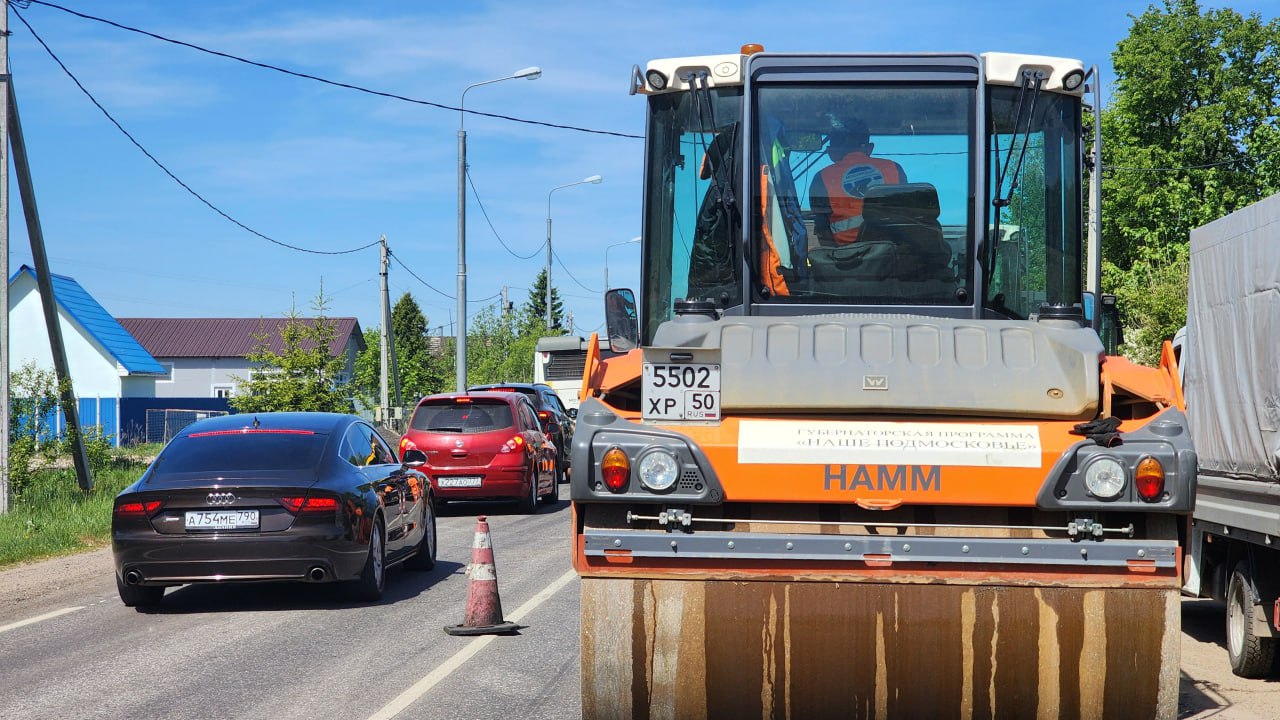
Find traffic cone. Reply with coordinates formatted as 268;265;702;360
444;515;521;636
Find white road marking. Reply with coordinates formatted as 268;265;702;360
367;568;578;720
0;606;84;634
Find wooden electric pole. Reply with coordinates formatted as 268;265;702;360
7;51;92;491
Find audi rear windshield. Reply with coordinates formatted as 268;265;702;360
410;400;516;434
153;430;328;473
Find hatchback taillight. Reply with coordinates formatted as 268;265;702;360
280;496;339;513
501;435;527;454
115;500;162;517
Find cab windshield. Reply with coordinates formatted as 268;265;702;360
640;73;1084;339
750;84;974;307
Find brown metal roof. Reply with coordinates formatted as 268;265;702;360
117;317;364;359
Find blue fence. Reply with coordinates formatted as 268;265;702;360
118;397;233;446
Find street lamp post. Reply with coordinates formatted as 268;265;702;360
457;65;541;392
604;236;641;291
546;175;602;331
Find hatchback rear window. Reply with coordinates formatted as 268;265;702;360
154;430;328;472
410;400;515;434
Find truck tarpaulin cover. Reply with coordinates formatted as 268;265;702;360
1186;192;1280;482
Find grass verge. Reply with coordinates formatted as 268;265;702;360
0;458;150;569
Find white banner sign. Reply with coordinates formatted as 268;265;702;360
737;420;1043;468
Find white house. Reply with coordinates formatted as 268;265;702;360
7;265;167;442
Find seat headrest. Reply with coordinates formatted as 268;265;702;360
862;183;941;220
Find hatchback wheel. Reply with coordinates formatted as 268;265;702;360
405;497;437;571
519;466;539;514
350;521;385;601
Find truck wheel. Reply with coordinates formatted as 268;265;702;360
1226;563;1276;678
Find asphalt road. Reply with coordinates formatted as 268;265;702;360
2;489;1278;720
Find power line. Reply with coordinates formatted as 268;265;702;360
11;6;380;256
1103;147;1280;173
552;247;602;294
387;250;453;300
386;250;502;306
20;0;644;140
466;170;545;260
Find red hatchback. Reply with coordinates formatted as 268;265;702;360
399;392;558;513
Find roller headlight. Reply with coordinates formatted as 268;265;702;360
637;449;679;492
1083;456;1127;499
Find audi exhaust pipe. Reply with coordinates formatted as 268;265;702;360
307;566;326;582
124;570;143;586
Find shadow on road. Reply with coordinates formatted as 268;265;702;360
435;495;572;519
1178;669;1232;719
138;559;465;614
1182;598;1229;649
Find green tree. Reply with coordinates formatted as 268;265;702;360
522;268;567;332
1102;0;1280;360
351;293;449;411
6;362;59;495
350;326;383;413
392;293;447;402
467;304;538;385
230;288;352;414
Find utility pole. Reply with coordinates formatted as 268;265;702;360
379;236;390;422
0;3;10;513
10;80;92;491
501;286;509;318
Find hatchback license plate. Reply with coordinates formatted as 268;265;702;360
185;510;259;530
438;476;482;488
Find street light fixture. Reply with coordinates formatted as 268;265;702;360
456;66;541;392
545;175;603;331
605;236;641;291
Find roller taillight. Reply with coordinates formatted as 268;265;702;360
1135;457;1166;502
601;447;630;492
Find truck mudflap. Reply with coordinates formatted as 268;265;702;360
581;577;1181;719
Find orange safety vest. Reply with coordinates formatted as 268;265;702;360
759;165;790;297
817;152;902;244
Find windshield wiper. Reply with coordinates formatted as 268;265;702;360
986;68;1045;299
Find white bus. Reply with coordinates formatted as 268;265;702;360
533;336;617;410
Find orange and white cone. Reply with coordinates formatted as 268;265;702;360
444;515;520;636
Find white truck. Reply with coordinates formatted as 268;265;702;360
1182;191;1280;678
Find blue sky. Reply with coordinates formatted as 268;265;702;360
5;0;1278;339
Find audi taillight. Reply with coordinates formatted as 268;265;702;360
601;447;630;492
280;496;339;513
115;500;162;516
1135;457;1165;502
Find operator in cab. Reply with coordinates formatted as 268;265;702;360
809;117;907;246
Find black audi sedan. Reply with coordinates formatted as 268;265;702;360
111;412;436;608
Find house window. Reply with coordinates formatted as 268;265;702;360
213;385;234;399
157;362;174;382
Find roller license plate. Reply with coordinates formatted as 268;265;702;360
642;363;720;421
185;510;259;530
437;476;483;488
